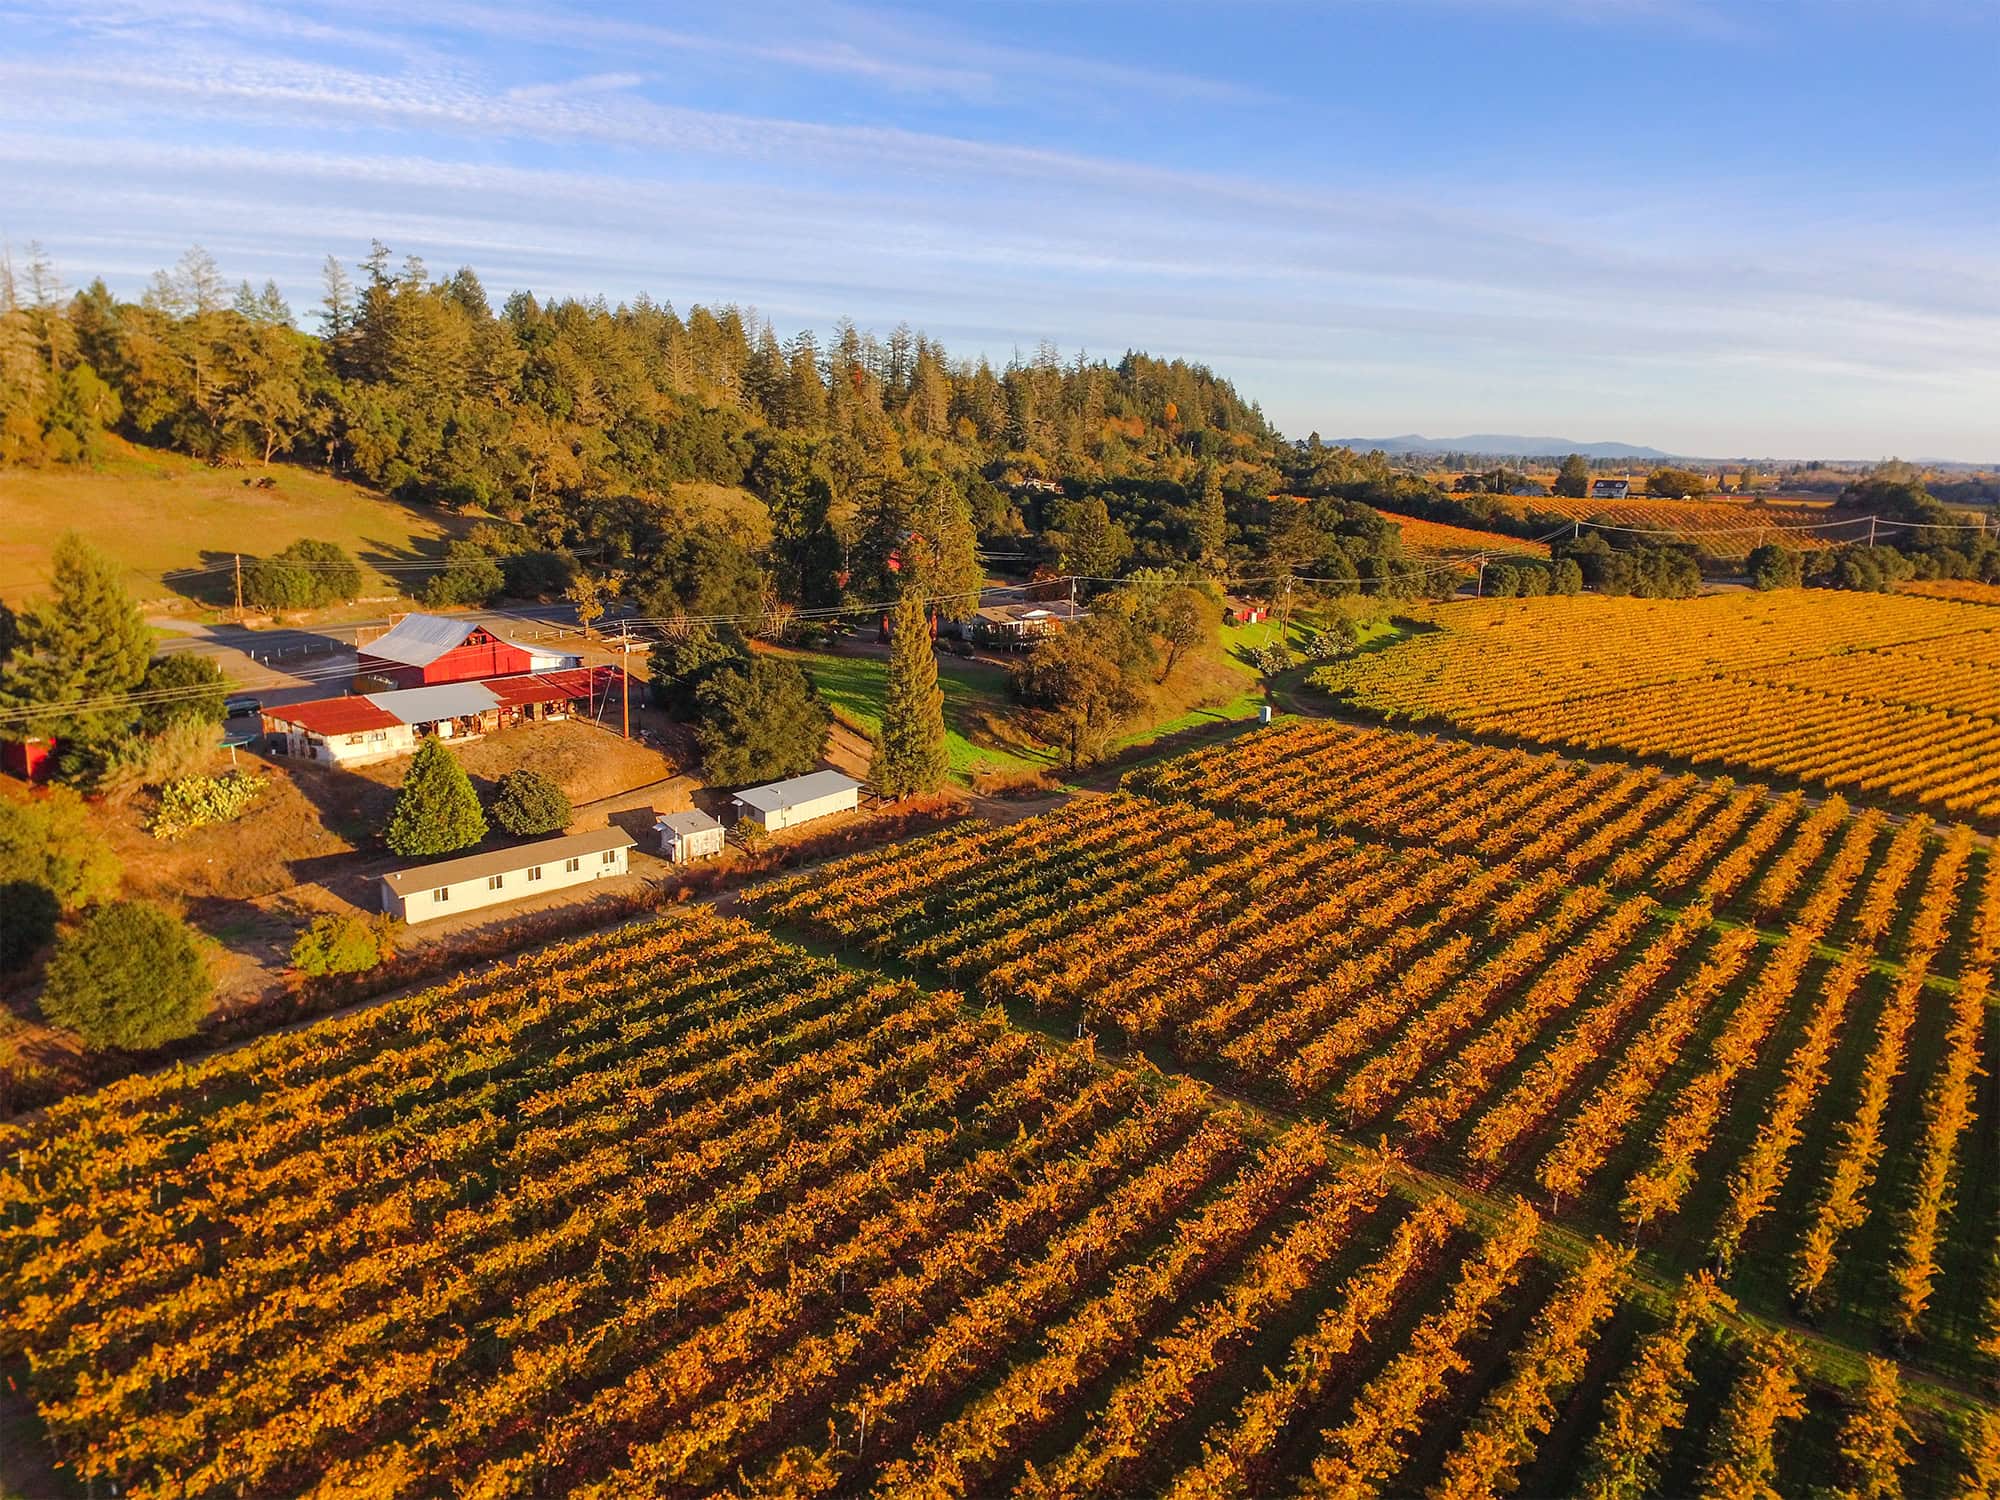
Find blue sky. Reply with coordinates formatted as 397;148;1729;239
2;0;1995;459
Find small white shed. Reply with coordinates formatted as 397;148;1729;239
733;770;862;833
655;809;726;863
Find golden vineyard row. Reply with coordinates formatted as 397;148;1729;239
3;908;1988;1498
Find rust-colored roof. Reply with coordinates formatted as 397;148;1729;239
482;667;619;708
267;697;402;736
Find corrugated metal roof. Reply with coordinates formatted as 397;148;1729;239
733;770;862;814
362;682;499;722
482;667;615;709
655;809;723;835
267;697;403;735
381;826;635;895
358;613;485;667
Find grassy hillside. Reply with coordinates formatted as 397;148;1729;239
0;440;461;605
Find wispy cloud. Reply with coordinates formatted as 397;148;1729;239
505;71;644;103
1;0;1995;455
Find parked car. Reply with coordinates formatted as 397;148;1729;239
224;697;263;718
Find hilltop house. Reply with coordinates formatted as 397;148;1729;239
967;598;1087;648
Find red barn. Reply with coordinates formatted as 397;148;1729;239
354;614;574;690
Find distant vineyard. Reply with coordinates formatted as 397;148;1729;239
1308;592;2000;820
1376;509;1551;559
1492;494;1853;556
751;765;1997;1375
1904;578;2000;607
8;907;1967;1497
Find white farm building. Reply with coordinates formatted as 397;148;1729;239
379;827;635;924
733;770;862;833
655;809;726;863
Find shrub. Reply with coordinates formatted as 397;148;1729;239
39;901;211;1050
423;543;506;607
244;539;362;614
488;769;573;837
149;770;263;841
383;738;487;857
0;787;121;909
290;912;396;976
1249;641;1294;674
1747;544;1803;591
0;882;60;974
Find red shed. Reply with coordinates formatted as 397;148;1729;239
354;614;538;689
1;736;56;782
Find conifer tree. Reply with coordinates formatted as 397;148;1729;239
0;531;150;742
1194;463;1227;568
383;737;487;856
873;585;949;798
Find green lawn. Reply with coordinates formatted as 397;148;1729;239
781;647;1054;780
783;612;1412;785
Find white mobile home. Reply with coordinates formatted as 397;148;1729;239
655;809;726;863
379;827;636;924
733;770;862;833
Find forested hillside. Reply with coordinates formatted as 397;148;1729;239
6;243;1991;618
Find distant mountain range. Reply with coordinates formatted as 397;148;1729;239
1331;434;1671;461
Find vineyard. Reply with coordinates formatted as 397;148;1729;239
3;905;1992;1497
1374;509;1551;560
1487;493;1851;557
749;733;2000;1381
1904;578;2000;607
1307;591;2000;820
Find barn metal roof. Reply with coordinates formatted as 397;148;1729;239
733;770;862;814
381;826;636;895
357;613;487;667
361;682;498;722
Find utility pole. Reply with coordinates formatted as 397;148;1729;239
233;553;244;622
1868;516;1878;547
620;619;631;739
1572;520;1579;541
1475;557;1486;598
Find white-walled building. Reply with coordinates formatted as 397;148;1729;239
264;668;621;768
655;809;727;863
733;770;862;833
379;827;636;923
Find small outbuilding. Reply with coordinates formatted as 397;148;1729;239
733;770;862;833
379;826;636;924
655;809;726;864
